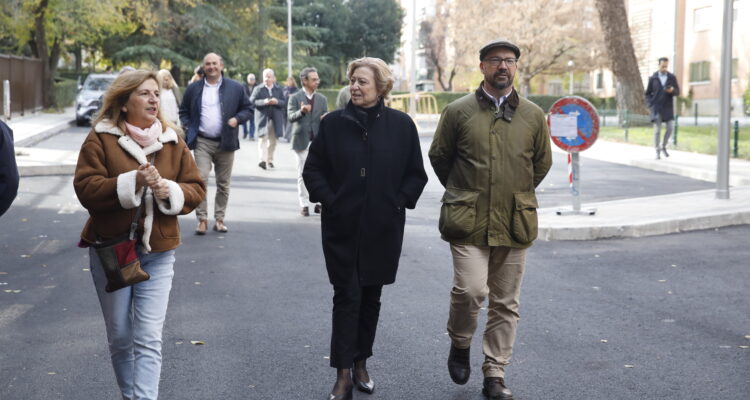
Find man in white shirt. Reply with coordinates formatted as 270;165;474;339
179;52;252;234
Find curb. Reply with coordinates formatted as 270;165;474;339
14;119;75;148
538;210;750;240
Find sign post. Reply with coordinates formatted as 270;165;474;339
547;96;599;216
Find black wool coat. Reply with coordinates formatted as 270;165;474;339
303;100;428;287
645;71;680;122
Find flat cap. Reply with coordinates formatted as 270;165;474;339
479;39;521;60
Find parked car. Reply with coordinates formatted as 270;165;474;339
75;73;117;126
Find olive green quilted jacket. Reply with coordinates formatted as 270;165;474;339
428;85;552;248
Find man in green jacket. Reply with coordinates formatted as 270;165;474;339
428;39;552;400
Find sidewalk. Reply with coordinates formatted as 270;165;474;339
6;108;78;176
10;109;750;240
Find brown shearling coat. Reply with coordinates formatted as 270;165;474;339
74;120;205;253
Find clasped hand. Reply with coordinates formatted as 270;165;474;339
136;163;170;200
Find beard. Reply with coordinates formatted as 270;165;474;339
488;70;514;90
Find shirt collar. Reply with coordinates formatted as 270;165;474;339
204;76;222;88
303;87;315;97
481;83;507;107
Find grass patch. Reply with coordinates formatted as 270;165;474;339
600;124;750;160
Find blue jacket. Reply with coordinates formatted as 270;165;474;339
0;121;19;217
179;76;253;151
645;71;680;122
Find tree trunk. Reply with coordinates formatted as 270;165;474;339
74;45;82;74
33;0;54;108
594;0;648;116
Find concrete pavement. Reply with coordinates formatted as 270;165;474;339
8;109;750;240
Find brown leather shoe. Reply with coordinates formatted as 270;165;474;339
482;377;513;399
195;220;208;235
214;220;228;233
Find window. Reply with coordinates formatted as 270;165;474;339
694;7;711;32
689;61;711;82
596;72;603;89
732;58;738;79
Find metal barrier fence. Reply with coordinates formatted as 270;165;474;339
389;92;439;115
0;54;44;118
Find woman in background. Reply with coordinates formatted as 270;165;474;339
157;69;182;135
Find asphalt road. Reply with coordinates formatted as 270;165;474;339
0;129;746;399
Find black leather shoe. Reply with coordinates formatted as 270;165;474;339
268;162;275;168
314;204;322;214
301;207;310;217
258;161;267;170
328;385;352;400
482;377;513;399
662;147;670;157
447;344;470;385
352;370;375;394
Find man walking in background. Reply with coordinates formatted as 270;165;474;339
180;52;252;234
429;39;551;399
242;73;257;141
250;68;286;170
287;67;327;217
645;57;680;159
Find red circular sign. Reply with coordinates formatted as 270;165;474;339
547;96;599;152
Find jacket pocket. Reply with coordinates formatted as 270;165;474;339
511;192;538;244
439;187;480;239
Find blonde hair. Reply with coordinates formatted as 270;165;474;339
92;69;169;132
346;57;394;99
157;69;178;90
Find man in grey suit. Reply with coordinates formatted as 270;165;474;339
250;68;286;169
287;67;328;216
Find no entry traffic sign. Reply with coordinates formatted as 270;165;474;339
547;96;599;152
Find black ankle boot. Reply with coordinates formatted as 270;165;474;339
447;344;470;385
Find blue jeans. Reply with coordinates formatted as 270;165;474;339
90;247;175;400
242;114;255;138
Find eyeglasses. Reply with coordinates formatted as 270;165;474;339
484;57;517;68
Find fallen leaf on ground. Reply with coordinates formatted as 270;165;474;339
745;335;750;339
658;280;667;283
47;372;56;375
0;272;7;275
323;356;330;360
175;341;183;345
624;365;634;368
600;339;608;343
20;255;30;258
82;268;90;272
739;346;749;349
194;282;201;285
190;340;205;345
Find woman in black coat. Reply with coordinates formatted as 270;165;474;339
303;57;428;400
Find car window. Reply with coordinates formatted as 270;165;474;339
83;77;115;91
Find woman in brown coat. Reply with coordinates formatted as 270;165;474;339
74;69;205;400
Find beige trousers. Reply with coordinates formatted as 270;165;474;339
258;120;278;164
447;243;527;378
194;136;235;222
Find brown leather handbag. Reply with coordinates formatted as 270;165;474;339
92;189;150;292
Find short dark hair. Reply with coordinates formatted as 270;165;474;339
300;67;318;81
658;57;669;64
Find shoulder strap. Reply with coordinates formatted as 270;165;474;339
128;153;156;240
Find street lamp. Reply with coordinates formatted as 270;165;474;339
287;0;293;79
567;60;574;96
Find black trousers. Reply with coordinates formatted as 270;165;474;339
330;269;383;369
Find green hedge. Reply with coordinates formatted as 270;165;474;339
53;78;78;109
744;77;750;115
